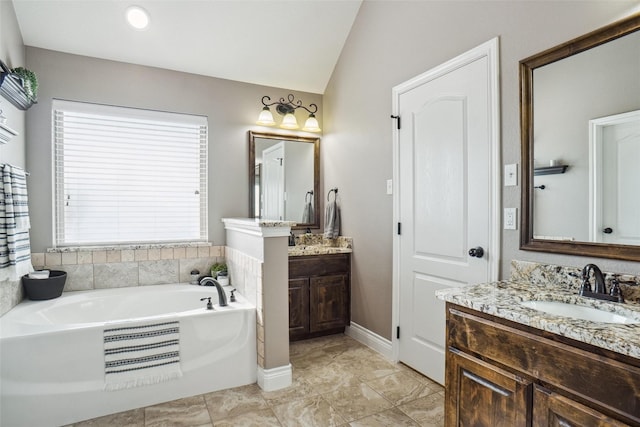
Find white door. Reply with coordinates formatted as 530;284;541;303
590;110;640;244
262;142;285;220
392;39;500;385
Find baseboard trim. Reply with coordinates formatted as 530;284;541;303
345;322;393;360
256;363;292;392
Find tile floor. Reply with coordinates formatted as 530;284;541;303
69;334;445;426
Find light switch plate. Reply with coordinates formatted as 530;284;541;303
386;179;393;195
504;208;517;230
504;164;518;186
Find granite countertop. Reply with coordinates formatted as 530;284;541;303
288;235;353;257
435;280;640;359
288;246;353;256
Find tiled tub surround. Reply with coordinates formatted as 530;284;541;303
1;244;225;316
31;245;225;292
225;246;266;367
435;260;640;358
288;234;353;256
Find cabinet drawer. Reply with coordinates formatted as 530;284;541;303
447;305;640;425
533;386;631;427
446;347;532;427
289;254;350;278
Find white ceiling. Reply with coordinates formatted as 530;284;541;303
11;0;362;94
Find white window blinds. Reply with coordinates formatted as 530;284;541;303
53;100;208;247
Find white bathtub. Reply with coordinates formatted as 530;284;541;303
0;284;257;427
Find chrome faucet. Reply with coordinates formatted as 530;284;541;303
199;277;228;307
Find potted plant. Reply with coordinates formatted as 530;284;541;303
210;262;229;285
210;262;227;277
11;67;38;102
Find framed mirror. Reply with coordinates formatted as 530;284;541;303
520;13;640;261
248;131;320;229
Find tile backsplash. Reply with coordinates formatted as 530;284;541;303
31;246;225;292
510;260;640;304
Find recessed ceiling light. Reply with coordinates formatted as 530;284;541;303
126;6;150;30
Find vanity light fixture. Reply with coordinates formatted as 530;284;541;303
126;6;150;30
256;94;321;132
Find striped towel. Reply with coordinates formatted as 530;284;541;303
0;164;32;281
104;320;182;391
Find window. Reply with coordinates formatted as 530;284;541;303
53;100;208;247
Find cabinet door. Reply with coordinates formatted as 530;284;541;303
309;274;348;332
446;348;532;427
533;386;631;427
289;278;310;338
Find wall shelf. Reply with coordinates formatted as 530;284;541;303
0;122;18;144
534;165;568;176
0;62;36;111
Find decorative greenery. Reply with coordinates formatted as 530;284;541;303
210;262;227;277
11;67;38;101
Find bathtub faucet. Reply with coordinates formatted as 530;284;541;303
199;277;228;307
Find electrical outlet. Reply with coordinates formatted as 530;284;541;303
386;179;393;195
504;208;517;230
504;164;518;186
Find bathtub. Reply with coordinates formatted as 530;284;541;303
0;284;257;427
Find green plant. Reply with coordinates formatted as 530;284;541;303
11;67;38;101
210;262;227;277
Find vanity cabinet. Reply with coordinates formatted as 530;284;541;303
445;303;639;427
288;253;350;341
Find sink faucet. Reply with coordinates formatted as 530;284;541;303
579;264;624;303
581;263;606;294
199;277;228;307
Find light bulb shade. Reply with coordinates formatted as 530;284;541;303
303;115;321;132
280;112;299;129
257;107;275;126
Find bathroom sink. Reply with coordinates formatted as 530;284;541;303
520;300;640;324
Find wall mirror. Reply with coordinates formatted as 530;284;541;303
248;131;320;229
520;13;640;261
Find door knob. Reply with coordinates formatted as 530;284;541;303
603;227;613;234
468;247;484;258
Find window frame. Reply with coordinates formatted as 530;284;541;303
52;99;209;248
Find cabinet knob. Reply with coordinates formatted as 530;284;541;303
603;227;613;234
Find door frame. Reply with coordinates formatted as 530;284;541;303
588;109;640;242
391;38;501;362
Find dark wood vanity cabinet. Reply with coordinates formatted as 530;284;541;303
445;303;639;427
288;253;350;341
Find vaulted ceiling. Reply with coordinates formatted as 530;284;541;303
12;0;362;94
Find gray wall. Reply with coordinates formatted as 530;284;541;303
0;0;27;315
322;1;640;340
0;0;26;167
25;47;322;252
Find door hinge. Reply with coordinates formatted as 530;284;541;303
396;326;400;339
397;222;401;235
390;115;401;129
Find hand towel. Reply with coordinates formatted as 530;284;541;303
302;201;314;223
324;200;340;239
0;164;32;281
